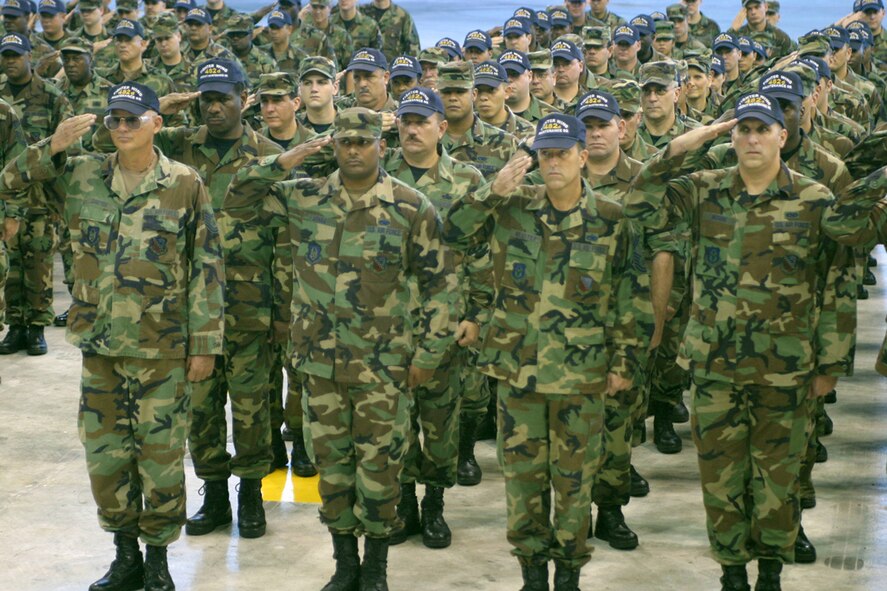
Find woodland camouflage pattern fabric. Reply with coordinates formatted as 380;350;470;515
360;1;420;61
0;100;26;330
0;140;225;359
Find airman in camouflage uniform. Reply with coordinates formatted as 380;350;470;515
0;83;224;591
0;100;26;341
327;0;383;53
181;8;237;65
222;13;278;88
438;62;520;179
30;0;69;77
587;0;627;30
685;0;722;47
729;0;796;59
96;20;178;99
360;0;420;61
625;94;848;591
445;112;642;590
474;59;536;142
610;80;656;162
73;0;111;44
58;37;114;152
669;3;708;56
147;13;195;91
0;32;74;356
225;107;453;591
304;0;355;76
383;88;493;549
262;9;309;76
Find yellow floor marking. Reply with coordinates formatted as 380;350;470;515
262;468;321;504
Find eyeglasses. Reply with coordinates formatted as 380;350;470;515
103;114;153;130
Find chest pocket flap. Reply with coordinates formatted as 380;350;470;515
503;236;541;290
142;208;181;264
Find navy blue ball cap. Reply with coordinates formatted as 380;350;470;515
113;18;146;39
859;0;884;10
473;60;508;87
397;87;445;118
184;7;212;25
346;47;389;72
735;92;785;128
267;9;292;26
550;39;582;62
435;37;463;60
36;0;63;15
796;55;832;81
0;32;30;54
463;29;492;51
575;90;621;122
759;70;804;102
106;82;161;115
629;14;654;36
613;24;640;44
503;17;531;36
535;10;551;30
533;114;586;150
711;55;725;75
498;50;530;74
389;55;421;79
197;58;247;93
1;0;29;17
822;26;850;50
713;32;739;51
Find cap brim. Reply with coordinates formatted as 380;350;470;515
437;81;473;91
613;36;638;44
199;81;238;94
0;45;28;55
463;41;489;51
713;42;738;51
257;89;290;96
736;111;782;127
106;100;149;115
551;51;579;61
184;18;209;25
501;64;527;74
300;67;334;80
397;105;441;118
60;47;91;54
641;77;674;88
474;77;504;88
390;71;419;79
1;9;26;16
332;129;380;140
346;62;384;73
113;31;139;37
532;137;580;150
763;90;802;102
578;109;617;122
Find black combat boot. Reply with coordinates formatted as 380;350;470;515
291;429;318;477
53;308;69;327
824;389;837;404
629;465;649;497
794;525;816;564
89;533;144;591
868;254;877;267
653;401;682;454
321;534;360;591
0;324;26;354
594;505;638;550
26;325;47;355
143;545;174;591
553;562;580;591
815;440;828;463
389;482;420;545
359;537;390;591
863;268;877;285
185;480;232;535
237;478;266;538
719;564;750;591
670;398;690;423
821;408;833;436
519;561;549;591
754;559;782;591
858;285;869;300
271;428;288;471
420;485;451;548
456;414;483;486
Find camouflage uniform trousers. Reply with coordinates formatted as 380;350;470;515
594;383;647;507
58;221;74;292
0;237;6;329
301;372;411;538
4;211;56;326
691;377;809;565
268;343;304;433
79;353;190;546
498;382;604;568
459;348;491;419
798;396;825;505
401;343;463;488
188;330;273;481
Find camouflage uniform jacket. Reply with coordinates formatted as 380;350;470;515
873;29;887;66
0;100;25;221
0;73;74;145
626;148;848;386
830;79;872;129
150;57;196;92
97;62;177;98
730;22;796;58
265;43;309;77
57;74;114;152
384;147;494;326
360;2;420;61
491;107;535;142
182;40;237;65
688;13;721;47
441;116;520;179
224;158;454;384
232;44;279;89
330;8;383;52
29;32;66;77
289;22;338;68
808;120;854;159
0;140;224;359
312;21;355;75
586;10;626;30
817;108;865;144
638;113;701;149
514;95;558;124
622;134;656;162
444;178;642;395
207;4;241;33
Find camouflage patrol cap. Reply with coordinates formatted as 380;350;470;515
78;0;101;10
609;79;642;113
797;30;830;57
59;36;93;54
782;63;817;95
115;0;138;11
418;47;448;66
655;20;675;40
151;12;179;37
224;13;255;34
256;72;297;96
437;61;474;90
528;49;553;71
639;61;678;87
333;107;382;140
767;1;780;13
582;26;611;48
309;0;331;6
300;56;336;80
684;49;712;73
666;4;688;20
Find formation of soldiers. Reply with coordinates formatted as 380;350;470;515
0;0;885;590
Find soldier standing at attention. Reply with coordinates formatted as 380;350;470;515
360;0;420;62
0;32;74;356
384;87;492;547
0;82;224;591
225;107;452;591
445;113;641;591
626;94;846;591
222;13;278;89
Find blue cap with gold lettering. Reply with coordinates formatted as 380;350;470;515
533;114;586;150
106;82;160;115
735;92;785;128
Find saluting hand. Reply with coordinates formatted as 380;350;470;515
50;114;97;156
668;118;737;159
380;112;396;133
158;92;200;115
490;153;533;197
242;93;258;114
277;136;334;170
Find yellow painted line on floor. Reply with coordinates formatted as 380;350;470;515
262;468;321;504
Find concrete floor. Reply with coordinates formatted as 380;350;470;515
1;251;885;591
